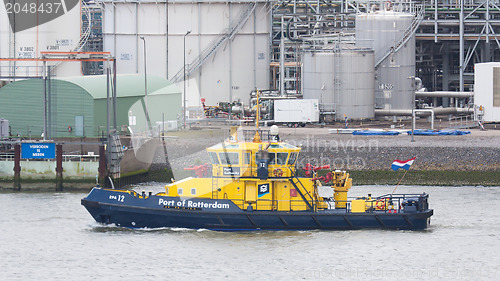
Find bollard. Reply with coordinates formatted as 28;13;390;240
98;144;106;187
55;144;63;191
13;143;21;191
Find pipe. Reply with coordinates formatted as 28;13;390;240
415;91;474;98
280;15;285;97
415;109;434;130
459;0;464;92
414;77;423;91
375;107;473;117
377;108;468;130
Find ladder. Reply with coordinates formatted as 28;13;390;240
212;174;218;199
171;3;257;83
288;170;316;211
108;134;124;179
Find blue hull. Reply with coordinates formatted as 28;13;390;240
82;188;433;231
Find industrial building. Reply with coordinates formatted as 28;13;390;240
1;0;500;125
474;62;500;122
0;74;181;137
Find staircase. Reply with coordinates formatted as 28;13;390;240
288;170;316;211
374;4;424;68
171;3;256;83
74;1;92;52
49;1;92;73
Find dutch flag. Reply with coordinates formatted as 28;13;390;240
391;157;416;171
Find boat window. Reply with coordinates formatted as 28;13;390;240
244;152;251;165
208;152;219;165
277;153;288;165
268;153;276;165
191;188;196;195
219;152;239;165
288;152;297;165
224;144;240;149
178;188;183;195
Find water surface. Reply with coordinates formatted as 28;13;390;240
1;185;498;280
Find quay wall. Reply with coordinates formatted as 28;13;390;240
0;161;99;179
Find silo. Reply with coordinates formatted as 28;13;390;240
302;51;335;113
302;46;375;120
355;11;415;110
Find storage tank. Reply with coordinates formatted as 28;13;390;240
356;11;415;110
0;1;83;78
102;1;270;107
302;46;375;120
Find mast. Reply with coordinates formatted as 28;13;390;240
253;89;261;142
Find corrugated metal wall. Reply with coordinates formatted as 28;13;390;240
0;75;182;137
0;80;94;137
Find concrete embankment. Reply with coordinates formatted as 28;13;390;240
0;136;172;191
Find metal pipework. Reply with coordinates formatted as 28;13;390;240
414;109;434;130
415;91;474;98
375;107;473;116
375;107;474;130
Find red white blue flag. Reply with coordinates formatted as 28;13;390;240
391;157;416;171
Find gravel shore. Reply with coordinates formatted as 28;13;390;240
160;125;500;173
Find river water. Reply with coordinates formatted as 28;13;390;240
1;184;499;281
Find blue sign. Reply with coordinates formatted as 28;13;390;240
21;143;56;159
258;183;270;197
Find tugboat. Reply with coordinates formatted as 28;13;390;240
82;95;433;231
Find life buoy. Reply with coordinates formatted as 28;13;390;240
273;168;283;177
384;0;392;11
375;199;386;210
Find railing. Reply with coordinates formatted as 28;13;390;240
0;153;98;162
448;114;478;129
62;154;99;162
227;193;428;213
341;193;430;213
228;197;320;212
0;153;14;161
288;167;316;211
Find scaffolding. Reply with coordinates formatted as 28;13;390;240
270;0;500;102
75;0;500;107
